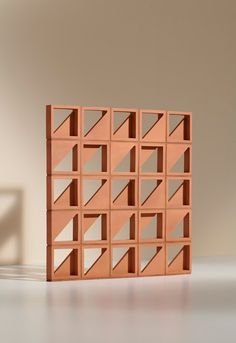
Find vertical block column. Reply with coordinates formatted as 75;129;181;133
166;111;192;275
80;107;111;279
138;110;166;276
110;108;138;277
46;105;81;281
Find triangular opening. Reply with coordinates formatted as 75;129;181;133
142;148;158;173
168;244;183;265
141;214;157;239
55;150;73;172
112;179;135;206
170;220;184;238
114;148;135;172
53;179;72;202
84;146;102;172
53;109;73;132
84;248;102;274
140;246;160;271
168;179;183;200
112;247;129;269
84;110;104;136
83;179;104;205
113;219;130;240
112;179;129;201
113;111;136;138
113;112;130;133
141;179;161;205
142;113;161;138
170;152;185;173
170;213;189;238
169;115;184;135
54;249;73;271
84;214;103;241
55;219;74;241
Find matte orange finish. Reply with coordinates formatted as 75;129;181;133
46;106;192;281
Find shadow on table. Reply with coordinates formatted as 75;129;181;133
0;265;46;281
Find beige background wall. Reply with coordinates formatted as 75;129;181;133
0;0;236;265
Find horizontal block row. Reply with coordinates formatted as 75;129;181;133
47;176;191;209
47;141;192;176
47;176;191;210
46;106;192;143
47;243;191;281
47;209;192;245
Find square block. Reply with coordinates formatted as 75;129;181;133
82;211;109;244
47;140;80;175
140;143;165;175
111;177;137;208
167;143;191;175
111;142;138;174
111;210;137;243
111;108;138;141
47;246;80;281
82;245;110;279
47;210;80;245
139;243;165;276
47;176;80;210
82;141;109;174
82;107;110;140
166;209;191;242
166;243;191;275
139;177;165;208
46;105;80;140
166;177;191;208
82;176;109;209
167;111;192;143
139;210;165;242
111;245;137;277
140;110;166;142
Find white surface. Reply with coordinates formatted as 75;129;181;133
0;257;236;343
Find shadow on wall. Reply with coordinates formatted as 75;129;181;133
0;188;23;265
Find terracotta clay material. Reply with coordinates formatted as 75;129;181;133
46;106;192;281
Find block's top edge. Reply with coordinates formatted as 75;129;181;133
47;105;80;110
46;105;192;114
112;108;138;113
82;107;110;111
139;109;166;114
167;111;192;116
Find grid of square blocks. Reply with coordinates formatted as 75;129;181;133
46;105;192;281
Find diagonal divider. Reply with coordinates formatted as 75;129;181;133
54;182;73;204
85;114;105;136
169;117;184;137
168;181;183;202
54;110;74;134
142;117;161;139
84;181;106;206
85;250;105;275
113;115;130;135
141;247;162;272
142;181;162;205
168;246;184;267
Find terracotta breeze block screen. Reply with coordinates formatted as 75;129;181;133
46;105;192;281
